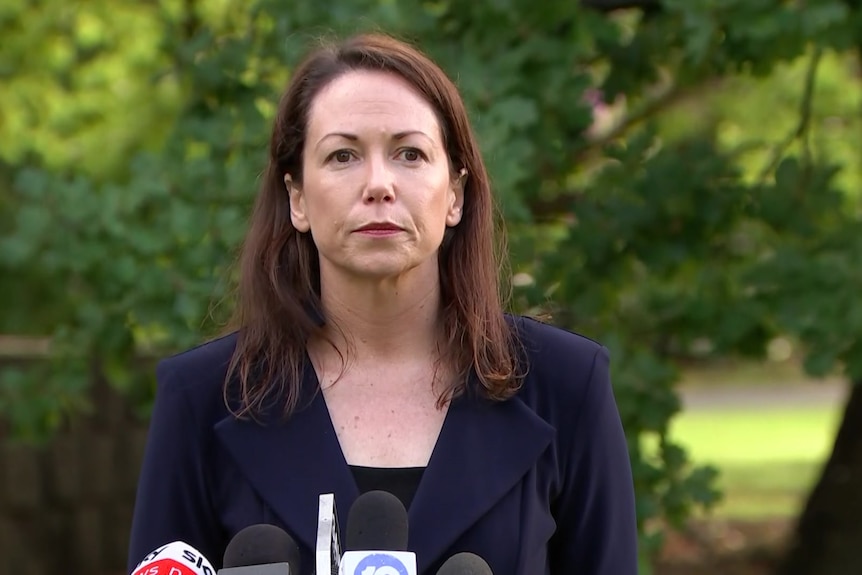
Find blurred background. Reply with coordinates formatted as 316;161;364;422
1;1;861;574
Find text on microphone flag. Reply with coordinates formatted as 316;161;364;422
132;541;216;575
134;558;205;575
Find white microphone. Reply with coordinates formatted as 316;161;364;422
316;493;344;575
338;491;417;575
131;541;216;575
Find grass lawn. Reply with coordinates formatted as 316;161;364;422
670;405;842;518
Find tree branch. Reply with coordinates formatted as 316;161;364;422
527;77;723;221
582;80;684;152
756;46;823;182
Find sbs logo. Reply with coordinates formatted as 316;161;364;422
353;553;409;575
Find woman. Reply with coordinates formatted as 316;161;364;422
127;32;638;575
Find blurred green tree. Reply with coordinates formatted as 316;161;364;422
2;0;862;573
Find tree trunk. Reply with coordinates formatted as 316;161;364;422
776;379;862;575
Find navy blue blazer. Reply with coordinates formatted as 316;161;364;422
127;316;638;574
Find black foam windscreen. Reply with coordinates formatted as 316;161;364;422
222;524;302;571
345;490;409;551
435;552;493;575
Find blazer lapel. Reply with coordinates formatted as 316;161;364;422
213;362;358;553
408;387;555;573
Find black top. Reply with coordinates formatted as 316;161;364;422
349;465;426;510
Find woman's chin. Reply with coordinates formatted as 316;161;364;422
330;257;435;285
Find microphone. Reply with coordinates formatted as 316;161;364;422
339;490;416;575
435;553;493;575
316;493;343;575
218;524;302;575
131;541;216;575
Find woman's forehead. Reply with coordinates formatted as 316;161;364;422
306;70;444;144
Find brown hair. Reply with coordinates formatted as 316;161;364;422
225;32;522;418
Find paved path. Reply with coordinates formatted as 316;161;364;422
679;379;848;411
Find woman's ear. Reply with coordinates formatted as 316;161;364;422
446;168;467;227
285;174;310;232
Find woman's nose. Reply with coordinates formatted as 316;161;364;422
362;155;396;203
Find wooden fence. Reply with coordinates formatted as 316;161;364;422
1;339;150;575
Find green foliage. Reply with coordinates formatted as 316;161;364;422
3;0;862;570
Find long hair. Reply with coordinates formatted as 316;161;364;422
225;32;522;418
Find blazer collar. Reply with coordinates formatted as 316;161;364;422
214;362;554;573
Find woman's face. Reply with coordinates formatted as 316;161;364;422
287;70;464;286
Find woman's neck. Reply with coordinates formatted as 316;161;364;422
316;267;444;362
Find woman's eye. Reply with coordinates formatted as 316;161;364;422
330;150;354;163
400;148;424;162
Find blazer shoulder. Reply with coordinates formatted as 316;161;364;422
155;331;239;396
509;315;609;413
510;315;605;369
